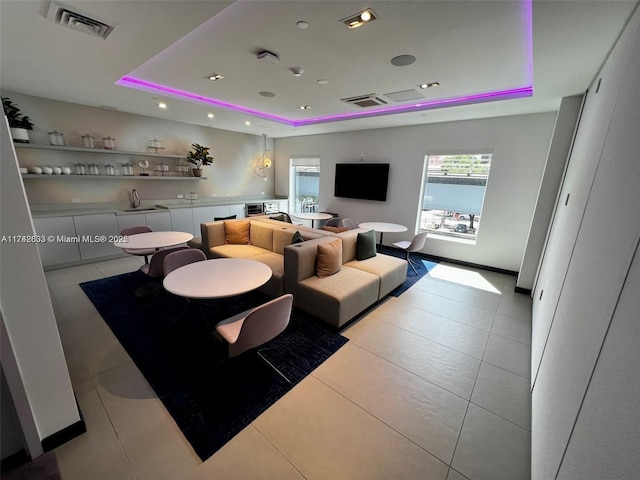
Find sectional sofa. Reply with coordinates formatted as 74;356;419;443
196;217;407;329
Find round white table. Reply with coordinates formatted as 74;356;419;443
163;258;272;300
290;212;334;228
114;231;193;250
358;222;408;250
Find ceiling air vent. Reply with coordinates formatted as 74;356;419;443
47;1;117;40
341;94;389;108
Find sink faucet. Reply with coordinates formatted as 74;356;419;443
131;189;140;208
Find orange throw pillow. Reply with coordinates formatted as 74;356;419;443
224;220;251;245
316;239;342;277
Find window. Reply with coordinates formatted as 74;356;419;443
419;153;492;241
289;157;320;213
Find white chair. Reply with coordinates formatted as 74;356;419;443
393;232;428;275
215;294;294;384
341;218;356;230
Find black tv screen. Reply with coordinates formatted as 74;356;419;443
334;163;389;201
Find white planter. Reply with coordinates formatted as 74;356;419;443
10;127;30;143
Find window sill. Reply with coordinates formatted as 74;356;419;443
426;232;477;245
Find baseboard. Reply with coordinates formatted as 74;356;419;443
514;286;532;295
41;398;86;452
1;449;29;472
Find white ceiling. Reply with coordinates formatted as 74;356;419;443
0;0;636;138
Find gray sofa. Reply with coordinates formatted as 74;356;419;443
196;218;408;328
284;228;407;329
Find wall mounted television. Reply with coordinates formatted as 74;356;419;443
334;163;390;201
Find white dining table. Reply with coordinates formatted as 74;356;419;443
163;258;272;300
113;231;193;250
290;212;334;228
358;222;408;250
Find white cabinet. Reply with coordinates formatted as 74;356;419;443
169;208;195;236
73;213;120;260
33;216;81;267
230;204;246;218
144;211;172;231
115;211;172;232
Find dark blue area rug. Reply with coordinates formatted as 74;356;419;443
381;246;439;296
79;271;348;461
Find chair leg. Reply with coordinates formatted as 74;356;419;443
257;349;291;384
405;251;418;275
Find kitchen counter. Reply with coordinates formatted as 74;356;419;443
29;196;288;218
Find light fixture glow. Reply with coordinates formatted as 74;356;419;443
341;8;378;29
244;121;251;125
419;82;441;89
207;113;214;118
158;102;167;109
207;73;224;81
255;134;272;178
300;105;312;110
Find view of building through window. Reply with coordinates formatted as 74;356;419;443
419;153;492;241
290;158;320;213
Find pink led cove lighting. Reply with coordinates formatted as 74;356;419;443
117;0;533;128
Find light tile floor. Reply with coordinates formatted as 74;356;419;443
44;256;531;480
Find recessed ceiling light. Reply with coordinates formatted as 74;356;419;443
207;113;214;118
341;8;378;29
290;67;304;77
158;102;167;109
244;121;251;126
300;105;312;110
317;79;328;85
419;82;441;89
259;91;276;98
297;20;309;29
206;73;224;81
391;55;416;67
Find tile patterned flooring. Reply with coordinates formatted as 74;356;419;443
44;256;531;480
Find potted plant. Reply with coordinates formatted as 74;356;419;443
2;97;34;143
186;143;214;177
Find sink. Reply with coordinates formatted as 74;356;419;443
120;207;162;213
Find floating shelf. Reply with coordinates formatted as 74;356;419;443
15;143;187;159
21;174;206;181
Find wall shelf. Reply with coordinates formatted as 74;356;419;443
21;174;206;181
14;143;187;159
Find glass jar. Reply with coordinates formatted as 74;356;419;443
74;163;87;175
122;163;134;176
89;163;100;175
81;134;95;148
103;136;116;150
105;164;115;176
48;130;65;146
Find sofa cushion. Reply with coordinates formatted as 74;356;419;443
249;222;274;251
316;238;342;277
251;252;285;296
224;220;251;245
209;244;266;259
356;230;377;260
346;254;407;299
297;266;380;328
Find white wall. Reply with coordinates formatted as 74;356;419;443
1;116;80;456
531;6;640;479
0;92;275;205
275;113;556;272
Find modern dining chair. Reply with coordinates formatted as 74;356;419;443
341;218;356;230
163;248;206;276
215;294;294;384
393;232;429;275
324;217;342;227
136;246;189;298
120;225;155;264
